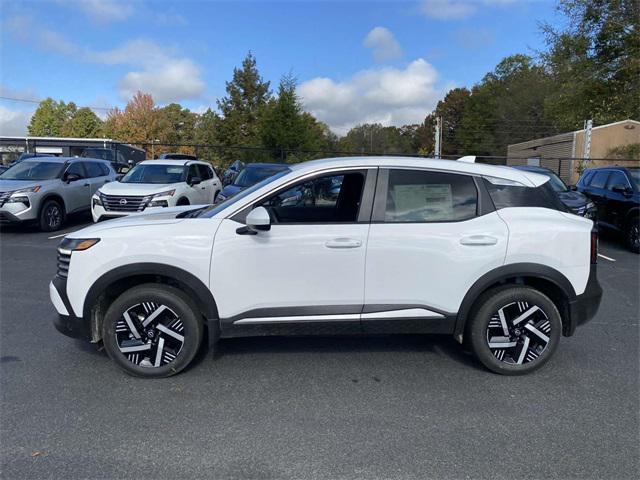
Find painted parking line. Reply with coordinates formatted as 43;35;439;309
598;253;616;262
48;231;76;239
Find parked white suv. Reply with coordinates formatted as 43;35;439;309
91;159;221;222
51;157;602;377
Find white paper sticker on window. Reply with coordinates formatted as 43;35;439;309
392;184;453;221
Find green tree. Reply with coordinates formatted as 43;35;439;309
61;107;103;138
194;108;222;163
457;55;557;156
157;103;197;154
542;0;640;129
28;98;77;136
216;52;271;161
259;74;330;161
434;88;470;155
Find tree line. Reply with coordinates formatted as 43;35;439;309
27;0;639;164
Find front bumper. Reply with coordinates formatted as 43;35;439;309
50;275;90;340
91;203;168;222
565;264;603;336
0;202;35;223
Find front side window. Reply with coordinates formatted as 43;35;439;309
65;162;86;179
590;171;610;189
384;170;477;222
606;171;630;190
187;165;199;182
84;162;105;178
120;164;186;184
261;172;365;223
197;164;212;180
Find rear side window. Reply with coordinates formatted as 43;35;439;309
484;179;567;212
384;170;477;222
590;171;609;189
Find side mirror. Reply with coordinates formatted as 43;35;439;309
65;172;81;183
569;185;577;191
189;176;202;186
611;184;631;195
237;206;271;235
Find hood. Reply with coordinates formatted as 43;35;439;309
68;205;203;237
0;179;55;193
98;181;181;196
221;184;244;197
557;190;590;208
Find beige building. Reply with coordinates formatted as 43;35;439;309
506;119;640;183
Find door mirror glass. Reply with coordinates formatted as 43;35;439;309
189;176;202;186
65;172;81;183
246;206;271;231
569;185;577;191
611;184;631;195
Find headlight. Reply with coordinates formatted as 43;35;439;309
585;202;595;210
143;189;175;208
6;186;40;204
58;238;100;255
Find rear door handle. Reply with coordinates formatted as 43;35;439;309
325;238;362;249
460;235;498;246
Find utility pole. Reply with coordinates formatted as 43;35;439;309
582;119;593;163
434;116;442;159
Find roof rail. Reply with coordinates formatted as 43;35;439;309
457;155;476;163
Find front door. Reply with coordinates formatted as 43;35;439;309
211;168;375;325
61;162;91;213
363;168;508;332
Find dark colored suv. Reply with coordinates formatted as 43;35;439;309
577;166;640;252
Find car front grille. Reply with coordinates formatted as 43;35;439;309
101;194;147;212
0;191;10;207
57;249;71;278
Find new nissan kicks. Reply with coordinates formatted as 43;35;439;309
50;156;602;377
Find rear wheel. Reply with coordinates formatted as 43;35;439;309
102;284;203;378
626;218;639;253
468;286;561;375
39;199;64;231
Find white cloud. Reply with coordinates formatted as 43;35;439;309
0;106;33;136
299;59;441;135
420;0;517;20
5;16;205;103
420;0;476;20
71;0;134;23
363;27;402;62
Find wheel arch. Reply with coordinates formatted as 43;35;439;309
625;207;639;225
40;193;67;215
454;263;577;341
83;263;218;342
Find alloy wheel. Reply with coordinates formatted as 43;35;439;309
486;301;552;365
46;204;62;229
115;302;185;367
629;223;639;250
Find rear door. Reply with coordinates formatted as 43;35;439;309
362;168;508;332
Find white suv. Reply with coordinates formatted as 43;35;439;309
91;159;221;222
51;157;602;377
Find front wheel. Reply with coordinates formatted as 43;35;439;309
39;199;65;231
468;287;561;375
626;218;639;253
102;284;203;378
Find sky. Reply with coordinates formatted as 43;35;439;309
0;0;563;137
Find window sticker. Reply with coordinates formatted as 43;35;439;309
392;183;454;221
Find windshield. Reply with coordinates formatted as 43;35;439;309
539;171;568;192
234;166;286;188
0;161;64;180
82;149;114;161
120;164;186;184
196;168;291;218
628;169;639;188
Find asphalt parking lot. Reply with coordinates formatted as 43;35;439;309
1;216;638;480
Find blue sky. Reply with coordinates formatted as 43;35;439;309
0;0;562;136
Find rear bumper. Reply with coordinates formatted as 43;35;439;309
565;264;602;336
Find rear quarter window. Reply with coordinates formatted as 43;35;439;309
484;179;567;212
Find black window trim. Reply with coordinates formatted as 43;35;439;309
371;167;494;224
229;167;378;225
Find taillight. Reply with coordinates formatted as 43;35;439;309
590;228;598;264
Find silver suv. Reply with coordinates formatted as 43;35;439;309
0;156;117;231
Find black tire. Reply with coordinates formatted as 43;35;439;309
468;286;561;375
102;284;204;378
626;218;639;253
39;199;65;232
177;198;190;206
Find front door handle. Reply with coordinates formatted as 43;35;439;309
460;235;498;246
325;238;362;249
